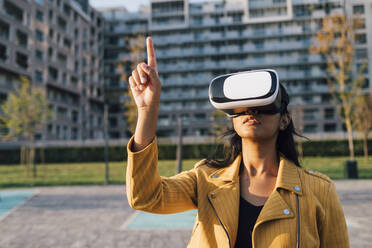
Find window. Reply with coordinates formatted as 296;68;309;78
34;0;43;5
36;9;44;22
355;33;366;44
15;52;28;69
48;66;58;80
63;38;71;49
16;30;28;47
193;16;202;25
109;117;118;128
294;6;311;17
362;78;369;88
49;28;54;39
0;92;7;105
56;125;60;139
62;73;67;84
63;4;71;16
357;63;368;74
57;53;67;64
35;49;43;60
73;11;78;22
72;111;79;123
35;70;43;83
49;10;53;22
230;13;242;23
74;28;79;39
304;124;317;133
71;76;78;87
253;25;265;35
253;40;264;49
304;109;318;120
353;5;364;14
47;124;53;134
57;16;67;31
35;29;44;42
302;95;313;103
324;123;337;132
57;107;68;119
0;19;10;40
0;43;7;61
355;48;368;59
321;94;331;103
71;128;78;140
4;1;23;23
324;108;334;120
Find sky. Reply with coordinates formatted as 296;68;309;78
89;0;219;12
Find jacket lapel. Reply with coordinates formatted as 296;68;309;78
207;155;242;247
252;155;302;242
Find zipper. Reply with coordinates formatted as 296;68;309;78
296;194;300;248
208;197;231;248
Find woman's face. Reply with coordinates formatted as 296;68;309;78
232;107;289;142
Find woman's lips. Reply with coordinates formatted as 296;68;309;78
243;116;260;125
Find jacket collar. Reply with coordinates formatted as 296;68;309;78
275;154;303;195
208;153;302;195
208;154;242;183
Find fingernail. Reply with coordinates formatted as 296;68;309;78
142;63;149;70
139;85;144;90
141;77;147;83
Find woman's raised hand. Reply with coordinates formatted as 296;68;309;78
128;37;161;111
130;37;162;151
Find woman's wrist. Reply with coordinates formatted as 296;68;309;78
132;108;158;152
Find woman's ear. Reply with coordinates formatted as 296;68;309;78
280;114;291;131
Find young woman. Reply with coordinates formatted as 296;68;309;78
126;37;350;248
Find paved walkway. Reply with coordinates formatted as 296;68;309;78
0;180;371;248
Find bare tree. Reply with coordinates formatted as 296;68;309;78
352;92;372;164
310;13;365;160
117;34;146;134
0;76;53;177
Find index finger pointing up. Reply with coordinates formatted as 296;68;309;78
146;37;157;70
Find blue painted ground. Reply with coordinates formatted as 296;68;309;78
126;210;197;229
0;190;37;218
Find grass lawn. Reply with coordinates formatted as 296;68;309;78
0;156;371;188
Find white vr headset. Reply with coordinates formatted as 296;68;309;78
209;69;282;117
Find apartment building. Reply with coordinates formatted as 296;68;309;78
100;7;148;139
0;0;105;141
102;0;371;139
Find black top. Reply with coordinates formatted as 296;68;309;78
234;196;264;248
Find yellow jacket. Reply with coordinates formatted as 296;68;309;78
126;137;350;248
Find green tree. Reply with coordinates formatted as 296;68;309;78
0;76;53;177
117;34;146;134
310;13;365;160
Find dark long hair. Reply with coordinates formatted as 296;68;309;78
206;83;305;168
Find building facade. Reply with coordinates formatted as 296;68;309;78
0;0;105;141
102;0;371;139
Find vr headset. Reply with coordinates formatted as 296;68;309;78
209;69;283;117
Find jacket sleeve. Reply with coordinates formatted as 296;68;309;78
126;136;198;214
320;181;350;247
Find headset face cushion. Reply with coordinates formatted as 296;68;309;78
209;69;281;114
